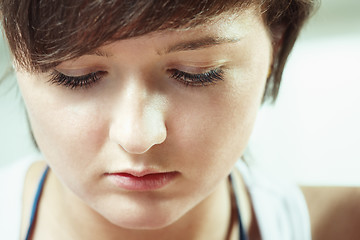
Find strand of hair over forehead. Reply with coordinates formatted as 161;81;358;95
2;0;256;72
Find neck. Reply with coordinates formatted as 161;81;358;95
48;170;235;240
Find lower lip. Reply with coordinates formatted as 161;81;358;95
106;172;178;191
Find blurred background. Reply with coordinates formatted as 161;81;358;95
1;0;359;185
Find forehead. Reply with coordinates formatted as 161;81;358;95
83;9;264;57
100;7;261;47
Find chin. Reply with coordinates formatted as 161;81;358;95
108;211;179;230
96;201;182;231
90;191;191;231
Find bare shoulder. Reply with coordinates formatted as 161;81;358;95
25;160;47;182
301;186;360;240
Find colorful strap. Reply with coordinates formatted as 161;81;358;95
25;166;49;240
230;172;248;240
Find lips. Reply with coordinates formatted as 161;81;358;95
105;170;179;191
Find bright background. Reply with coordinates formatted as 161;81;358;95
1;0;359;185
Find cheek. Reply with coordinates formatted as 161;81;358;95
31;106;106;159
17;72;107;170
168;75;266;178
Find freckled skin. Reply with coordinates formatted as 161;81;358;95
17;8;273;240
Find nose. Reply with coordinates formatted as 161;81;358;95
109;82;167;154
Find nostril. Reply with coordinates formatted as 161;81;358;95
109;119;167;155
119;141;155;155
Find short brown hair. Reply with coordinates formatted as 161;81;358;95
0;0;317;101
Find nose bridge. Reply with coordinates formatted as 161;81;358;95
109;80;167;154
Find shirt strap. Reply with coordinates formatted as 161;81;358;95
25;166;49;240
230;170;248;240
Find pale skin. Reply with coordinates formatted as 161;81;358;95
16;7;273;240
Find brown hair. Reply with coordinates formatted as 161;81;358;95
0;0;317;102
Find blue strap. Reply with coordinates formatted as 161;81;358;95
25;166;49;240
229;173;248;240
237;203;248;240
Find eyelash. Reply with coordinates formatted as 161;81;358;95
48;68;224;90
170;68;224;87
49;71;104;89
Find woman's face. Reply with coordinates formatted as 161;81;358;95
16;9;272;229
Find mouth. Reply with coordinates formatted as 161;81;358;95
104;170;179;191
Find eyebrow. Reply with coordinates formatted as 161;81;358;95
86;49;113;57
160;36;241;55
86;36;241;57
